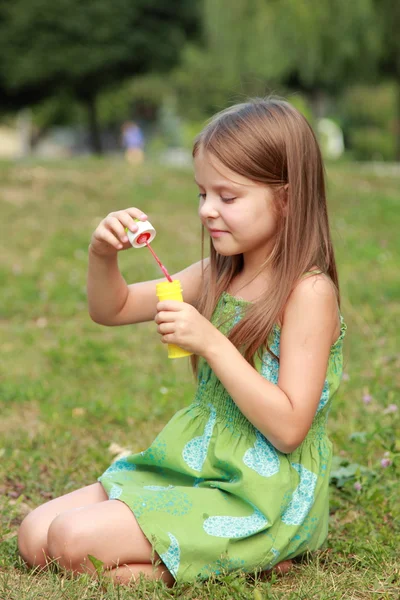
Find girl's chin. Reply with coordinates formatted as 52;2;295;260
213;247;241;257
210;237;242;256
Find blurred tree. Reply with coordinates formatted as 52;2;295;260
0;72;51;114
98;74;173;126
203;0;291;84
173;45;238;120
278;0;380;115
0;0;199;153
338;83;396;160
173;0;291;119
375;0;400;160
174;0;380;122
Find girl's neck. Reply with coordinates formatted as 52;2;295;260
228;262;272;302
242;238;275;270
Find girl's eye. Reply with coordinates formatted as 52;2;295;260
197;193;236;202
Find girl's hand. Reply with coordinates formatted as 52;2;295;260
90;208;148;257
155;301;219;357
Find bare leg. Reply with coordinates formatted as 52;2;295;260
18;483;107;567
19;480;287;586
105;563;175;586
46;497;174;584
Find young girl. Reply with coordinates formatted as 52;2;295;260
18;98;346;585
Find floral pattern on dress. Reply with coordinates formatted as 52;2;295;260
131;488;192;518
316;380;330;414
243;431;280;477
109;484;123;499
182;404;217;472
203;506;268;538
287;515;319;554
198;556;246;579
160;532;180;578
140;437;167;465
102;457;137;478
143;485;175;491
259;326;280;384
281;464;317;526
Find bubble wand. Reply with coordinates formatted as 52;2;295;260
138;235;173;282
126;220;172;281
126;220;191;359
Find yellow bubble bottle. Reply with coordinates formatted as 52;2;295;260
156;280;193;359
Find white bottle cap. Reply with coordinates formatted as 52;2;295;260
127;220;156;248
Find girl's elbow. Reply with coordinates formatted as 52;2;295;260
279;440;302;454
275;430;307;454
275;440;297;454
89;311;102;324
88;310;115;326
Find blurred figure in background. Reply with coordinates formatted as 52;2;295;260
121;121;144;165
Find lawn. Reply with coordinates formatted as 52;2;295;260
0;158;399;599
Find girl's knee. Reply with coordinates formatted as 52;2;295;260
18;510;48;568
47;513;89;572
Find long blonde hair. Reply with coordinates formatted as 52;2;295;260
191;97;339;374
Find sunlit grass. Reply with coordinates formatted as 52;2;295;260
0;158;399;599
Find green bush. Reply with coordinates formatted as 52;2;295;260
340;83;396;129
338;83;397;161
350;126;395;161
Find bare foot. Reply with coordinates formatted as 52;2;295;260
260;559;293;579
272;559;293;574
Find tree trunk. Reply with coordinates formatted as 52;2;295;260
396;78;400;162
16;108;32;158
86;94;102;155
310;88;328;120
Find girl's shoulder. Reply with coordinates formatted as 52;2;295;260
281;270;340;346
296;269;337;298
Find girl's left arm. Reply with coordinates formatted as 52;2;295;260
200;276;339;453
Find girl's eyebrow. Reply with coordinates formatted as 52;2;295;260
194;178;243;191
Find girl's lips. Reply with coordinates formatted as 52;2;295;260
209;229;229;238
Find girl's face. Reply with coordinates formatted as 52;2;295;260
194;148;279;262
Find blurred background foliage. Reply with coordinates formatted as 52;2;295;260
0;0;399;161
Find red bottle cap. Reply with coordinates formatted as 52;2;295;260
137;232;151;245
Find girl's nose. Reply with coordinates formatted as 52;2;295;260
198;195;219;220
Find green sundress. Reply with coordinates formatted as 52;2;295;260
99;291;346;582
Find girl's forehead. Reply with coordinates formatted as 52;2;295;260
194;149;255;188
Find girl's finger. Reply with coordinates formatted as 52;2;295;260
157;323;175;335
126;207;148;221
95;229;123;250
117;212;140;233
105;216;129;243
156;301;184;312
155;311;176;324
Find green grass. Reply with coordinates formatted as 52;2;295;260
0;158;399;599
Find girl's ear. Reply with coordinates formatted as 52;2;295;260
277;184;289;216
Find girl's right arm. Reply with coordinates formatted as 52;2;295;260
87;208;206;326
